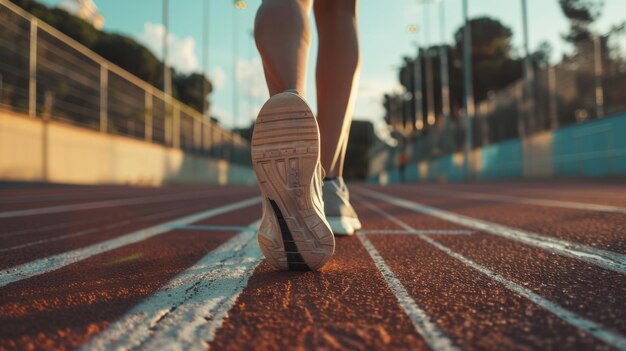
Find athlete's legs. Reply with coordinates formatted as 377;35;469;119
313;0;360;178
254;0;313;96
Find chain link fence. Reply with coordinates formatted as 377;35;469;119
0;0;250;166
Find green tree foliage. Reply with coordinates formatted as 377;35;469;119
92;34;162;86
172;73;212;113
8;0;213;116
453;17;522;103
559;0;604;45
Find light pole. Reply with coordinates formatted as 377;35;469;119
162;0;171;97
408;25;424;133
422;2;436;126
439;0;451;129
462;0;475;180
521;0;533;136
202;0;210;120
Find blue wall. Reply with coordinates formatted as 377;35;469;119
369;113;626;184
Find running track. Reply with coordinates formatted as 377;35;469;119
0;181;625;350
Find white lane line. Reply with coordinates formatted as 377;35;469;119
166;224;257;232
0;204;208;253
359;189;626;275
358;229;474;235
0;189;251;219
419;188;626;214
356;196;626;351
79;221;262;351
357;232;460;351
0;197;260;288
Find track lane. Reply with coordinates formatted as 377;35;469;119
209;235;430;350
354;192;626;334
0;186;257;219
419;181;626;207
353;198;624;350
0;194;259;269
362;184;626;255
0;208;261;351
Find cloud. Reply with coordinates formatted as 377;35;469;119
354;78;402;119
236;57;267;100
136;22;198;74
211;66;226;90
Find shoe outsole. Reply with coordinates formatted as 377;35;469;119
252;92;335;271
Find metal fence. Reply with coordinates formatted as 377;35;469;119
473;31;626;149
385;25;626;164
0;0;250;165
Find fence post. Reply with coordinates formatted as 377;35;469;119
594;36;605;119
145;91;153;142
173;105;180;149
193;118;201;151
99;64;108;132
548;66;559;129
28;18;37;117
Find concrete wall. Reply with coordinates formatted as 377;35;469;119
369;112;626;184
0;111;256;185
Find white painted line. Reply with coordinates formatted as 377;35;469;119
356;197;626;351
358;229;474;235
420;188;626;214
166;224;257;232
359;189;626;275
0;197;260;288
356;232;460;351
0;204;205;252
0;189;248;219
79;221;263;351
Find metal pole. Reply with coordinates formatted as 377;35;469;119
232;5;239;132
202;0;210;119
162;0;171;97
29;18;37;117
202;0;212;153
99;64;108;133
521;0;533;135
462;0;474;180
145;91;153;142
548;65;558;129
413;46;424;131
424;3;436;126
594;35;605;119
173;105;180;149
439;0;450;128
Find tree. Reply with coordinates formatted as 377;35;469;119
559;0;604;45
92;34;162;87
172;73;212;113
453;17;523;103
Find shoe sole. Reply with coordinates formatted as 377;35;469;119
252;92;335;271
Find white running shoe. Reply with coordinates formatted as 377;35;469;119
323;177;362;236
251;90;335;271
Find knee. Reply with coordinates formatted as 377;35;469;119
313;0;357;17
255;0;310;39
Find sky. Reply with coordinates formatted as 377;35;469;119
39;0;626;133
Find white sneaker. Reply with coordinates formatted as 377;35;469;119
323;177;362;235
251;90;335;271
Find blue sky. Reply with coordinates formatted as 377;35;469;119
39;0;626;132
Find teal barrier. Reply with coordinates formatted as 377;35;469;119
369;112;626;183
552;112;626;177
480;139;523;180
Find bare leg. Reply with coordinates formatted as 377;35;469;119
314;0;360;178
255;0;313;96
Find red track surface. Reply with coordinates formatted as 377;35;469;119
0;181;624;350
